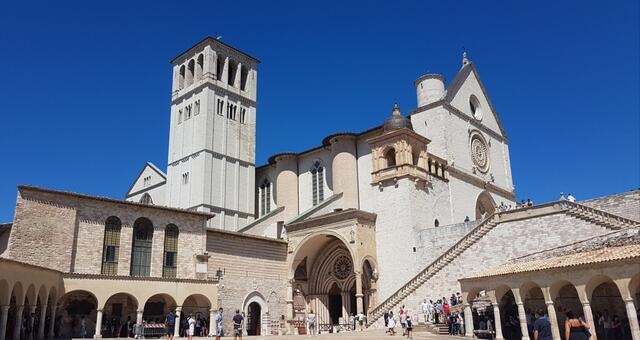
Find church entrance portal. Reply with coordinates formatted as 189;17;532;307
247;302;261;335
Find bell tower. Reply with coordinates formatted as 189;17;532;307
166;37;260;230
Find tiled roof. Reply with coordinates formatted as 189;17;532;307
465;244;640;279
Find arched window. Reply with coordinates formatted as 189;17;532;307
163;224;179;278
140;193;153;205
195;54;204;81
412;148;421;167
434;219;439;227
240;65;249;91
101;216;121;275
130;218;153;277
384;148;396;168
311;161;324;206
228;59;238;86
260;179;271;216
216;54;225;81
178;65;185;89
186;59;195;87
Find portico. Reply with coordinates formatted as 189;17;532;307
285;209;378;331
460;244;640;340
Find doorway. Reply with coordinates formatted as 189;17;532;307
247;302;261;335
329;284;342;325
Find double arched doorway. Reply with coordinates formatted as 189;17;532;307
289;231;377;328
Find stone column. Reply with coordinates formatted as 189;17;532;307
222;57;229;84
355;272;364;315
174;307;182;337
581;302;597;340
624;298;639;340
13;305;24;340
209;309;216;337
545;301;561;340
516;302;530;340
463;304;474;338
47;306;56;339
341;292;348;321
94;309;103;339
285;283;293;333
37;304;47;340
136;309;143;326
492;303;504;340
0;305;10;340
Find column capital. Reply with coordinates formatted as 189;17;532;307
1;305;9;311
545;301;554;306
623;297;635;303
581;301;591;307
355;293;364;298
96;309;103;313
176;306;182;311
137;309;144;314
516;302;524;306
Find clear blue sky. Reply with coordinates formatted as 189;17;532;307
0;1;638;222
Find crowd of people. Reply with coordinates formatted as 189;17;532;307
495;192;577;213
382;305;414;338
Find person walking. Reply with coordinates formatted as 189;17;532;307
399;306;407;336
215;308;224;340
421;299;430;324
384;310;390;333
405;315;413;339
564;310;590;340
307;310;316;336
533;310;553;340
187;314;195;340
388;311;396;336
165;310;177;340
357;311;366;331
233;309;244;340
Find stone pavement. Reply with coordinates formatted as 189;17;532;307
108;330;467;340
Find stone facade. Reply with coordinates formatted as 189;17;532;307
206;230;288;334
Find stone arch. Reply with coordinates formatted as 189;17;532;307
37;285;48;305
0;278;10;306
181;294;211;317
475;191;496;220
308;243;353;293
550;280;582;333
383;147;396;168
243;291;267;336
289;230;356;279
585;274;615;300
520;281;545;317
142;293;176;324
57;290;99;338
25;283;37;307
466;286;486;304
195;54;204;81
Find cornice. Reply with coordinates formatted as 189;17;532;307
447;166;515;200
286;208;377;233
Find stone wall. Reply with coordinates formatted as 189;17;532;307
388;211;618;322
206;230;288;333
581;189;639;221
416;220;480;264
8;187;209;278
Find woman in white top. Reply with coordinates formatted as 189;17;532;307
388;311;396;335
187;314;196;340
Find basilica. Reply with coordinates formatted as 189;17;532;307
0;37;638;340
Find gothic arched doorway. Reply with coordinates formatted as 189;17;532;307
247;302;261;335
328;284;342;325
475;191;496;220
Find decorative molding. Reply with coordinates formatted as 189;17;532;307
169;149;255;168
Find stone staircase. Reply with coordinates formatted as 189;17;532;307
366;201;638;328
564;201;639;229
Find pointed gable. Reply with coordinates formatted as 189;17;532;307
445;63;507;139
125;162;167;197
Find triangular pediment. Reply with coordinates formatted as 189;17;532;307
125;162;167;197
445;63;507;139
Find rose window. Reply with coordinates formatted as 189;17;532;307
333;256;352;280
471;136;489;172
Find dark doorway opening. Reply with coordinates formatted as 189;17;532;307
247;302;261;335
329;284;342;325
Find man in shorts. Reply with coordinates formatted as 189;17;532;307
165;310;177;340
233;309;244;340
215;308;224;340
